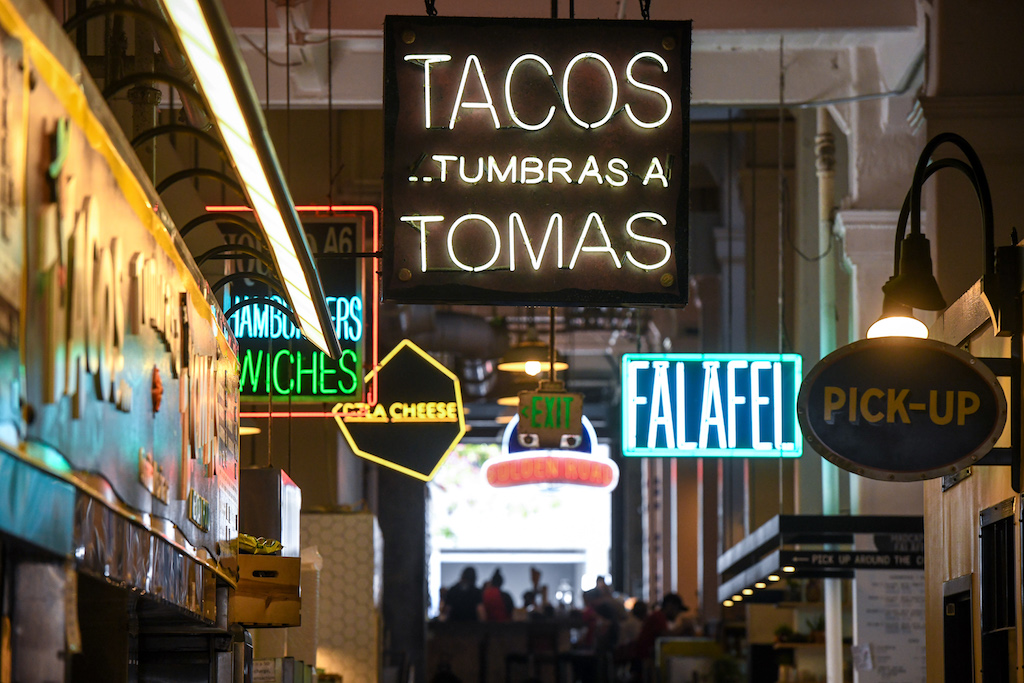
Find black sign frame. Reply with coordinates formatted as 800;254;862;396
383;15;691;306
331;339;466;481
798;337;1007;482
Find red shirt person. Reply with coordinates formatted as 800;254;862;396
630;593;688;660
482;569;513;621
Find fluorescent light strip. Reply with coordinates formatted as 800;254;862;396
161;0;333;356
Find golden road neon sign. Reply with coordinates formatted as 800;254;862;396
384;16;691;306
484;415;619;491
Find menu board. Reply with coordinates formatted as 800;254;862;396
853;570;926;683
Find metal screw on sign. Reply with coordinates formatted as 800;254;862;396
639;0;651;20
424;0;437;16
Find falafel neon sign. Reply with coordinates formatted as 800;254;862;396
384;16;691;306
622;353;803;458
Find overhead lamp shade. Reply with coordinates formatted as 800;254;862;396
882;233;947;311
496;341;568;376
866;290;929;339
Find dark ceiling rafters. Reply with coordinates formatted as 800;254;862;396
61;0;307;336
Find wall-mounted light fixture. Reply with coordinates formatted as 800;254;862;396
866;133;1020;339
158;0;341;357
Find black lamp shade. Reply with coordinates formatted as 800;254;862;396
882;233;947;311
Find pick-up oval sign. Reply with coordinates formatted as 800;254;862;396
798;337;1007;481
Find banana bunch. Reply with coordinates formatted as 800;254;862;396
235;533;284;555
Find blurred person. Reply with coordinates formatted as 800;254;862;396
444;566;484;621
618;600;647;648
618;593;688;681
482;568;513;621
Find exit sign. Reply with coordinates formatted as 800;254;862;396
622;353;803;457
517;381;583;449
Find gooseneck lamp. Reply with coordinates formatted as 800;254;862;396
867;157;977;338
867;133;1005;338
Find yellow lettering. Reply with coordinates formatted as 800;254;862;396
823;387;845;423
957;391;980;425
929;390;954;425
860;388;884;423
887;389;910;424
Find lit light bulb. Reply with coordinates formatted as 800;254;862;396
524;360;542;376
742;588;753;596
866;315;928;339
782;566;795;573
723;600;734;607
768;575;781;582
755;582;767;589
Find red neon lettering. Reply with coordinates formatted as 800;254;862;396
486;456;616;489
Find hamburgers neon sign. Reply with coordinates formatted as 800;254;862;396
384;16;691;306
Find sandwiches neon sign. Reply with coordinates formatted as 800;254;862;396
216;213;368;402
622;353;803;458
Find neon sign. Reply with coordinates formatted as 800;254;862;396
384;17;691;306
331;339;466;481
483;415;619;491
221;217;366;402
622;353;803;458
486;454;617;489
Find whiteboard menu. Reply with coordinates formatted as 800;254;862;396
853;570;926;683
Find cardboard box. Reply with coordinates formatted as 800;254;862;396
227;555;301;627
252;657;302;683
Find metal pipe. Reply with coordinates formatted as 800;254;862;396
815;106;844;683
145;1;213;130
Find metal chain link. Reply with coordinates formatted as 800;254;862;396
425;0;437;16
639;0;651;20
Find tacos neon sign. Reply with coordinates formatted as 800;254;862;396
384;17;691;306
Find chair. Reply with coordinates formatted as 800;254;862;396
505;622;565;683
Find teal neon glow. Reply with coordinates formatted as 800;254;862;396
621;353;803;458
227;294;362;342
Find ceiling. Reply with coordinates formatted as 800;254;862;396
221;0;924;110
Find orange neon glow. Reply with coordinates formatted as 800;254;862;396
485;455;617;489
208;204;380;405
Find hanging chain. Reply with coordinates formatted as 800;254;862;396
639;0;651;20
424;0;437;16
